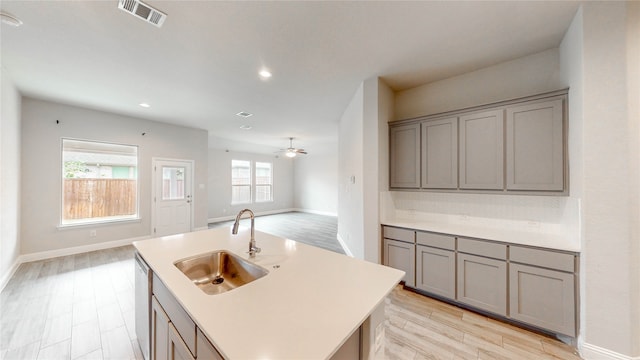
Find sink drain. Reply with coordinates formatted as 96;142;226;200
211;277;224;285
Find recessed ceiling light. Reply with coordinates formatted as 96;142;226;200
139;103;150;108
259;69;272;79
236;111;253;118
239;125;252;130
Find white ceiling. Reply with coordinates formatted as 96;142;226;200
0;1;580;154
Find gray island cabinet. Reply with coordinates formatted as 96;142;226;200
389;89;568;195
381;225;578;337
135;227;404;360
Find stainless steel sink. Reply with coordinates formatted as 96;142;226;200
174;250;268;295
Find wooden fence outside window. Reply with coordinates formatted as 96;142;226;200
63;178;137;220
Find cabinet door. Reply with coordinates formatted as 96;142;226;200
416;245;455;299
421;117;458;189
196;329;223;360
151;296;170;360
390;123;421;188
459;109;504;190
383;238;415;287
509;263;575;336
457;253;507;316
169;323;195;360
506;99;564;191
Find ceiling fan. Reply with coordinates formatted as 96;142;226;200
278;137;307;158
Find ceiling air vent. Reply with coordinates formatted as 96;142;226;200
118;0;166;28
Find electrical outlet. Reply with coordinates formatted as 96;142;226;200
89;230;97;237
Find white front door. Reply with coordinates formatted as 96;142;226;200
153;159;193;237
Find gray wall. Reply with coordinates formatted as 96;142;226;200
292;148;338;216
337;77;392;261
207;148;294;221
338;83;365;258
20;98;208;255
0;69;22;286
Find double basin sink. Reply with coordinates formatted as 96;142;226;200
174;250;268;295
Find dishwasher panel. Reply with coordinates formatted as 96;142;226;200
135;252;152;360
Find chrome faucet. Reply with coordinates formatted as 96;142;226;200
232;209;261;257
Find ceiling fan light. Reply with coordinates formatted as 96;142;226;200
285;151;296;158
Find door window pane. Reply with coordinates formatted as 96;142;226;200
162;167;185;200
62;139;138;225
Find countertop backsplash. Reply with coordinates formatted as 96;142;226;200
380;191;581;251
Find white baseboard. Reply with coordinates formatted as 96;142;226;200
581;343;640;360
292;208;338;217
337;233;354;257
0;257;22;292
208;208;297;224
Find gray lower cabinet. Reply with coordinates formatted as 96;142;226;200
152;274;221;360
509;246;576;336
459;109;504;190
197;329;223;360
389;123;421;189
383;238;415;287
381;226;578;337
506;98;565;191
151;296;170;360
457;253;507;316
421;117;458;189
415;245;455;299
169;323;195;360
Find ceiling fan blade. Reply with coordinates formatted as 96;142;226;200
297;150;308;154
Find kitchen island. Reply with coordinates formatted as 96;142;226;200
134;226;404;359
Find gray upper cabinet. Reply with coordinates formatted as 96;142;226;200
389;89;568;195
390;123;421;189
421;117;458;189
506;98;565;191
459;109;504;190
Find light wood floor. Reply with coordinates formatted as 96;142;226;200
1;214;581;360
0;246;143;360
385;286;582;360
209;211;344;254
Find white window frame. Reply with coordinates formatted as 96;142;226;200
231;159;252;205
255;161;273;203
60;138;140;227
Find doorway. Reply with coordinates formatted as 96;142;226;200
152;158;194;236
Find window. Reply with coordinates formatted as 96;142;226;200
61;139;138;225
231;160;274;204
231;160;251;204
255;162;273;202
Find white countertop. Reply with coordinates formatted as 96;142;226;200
382;218;580;252
134;227;404;359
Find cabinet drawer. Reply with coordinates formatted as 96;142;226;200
510;246;575;272
153;274;196;356
383;226;415;243
458;238;507;260
416;231;455;250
